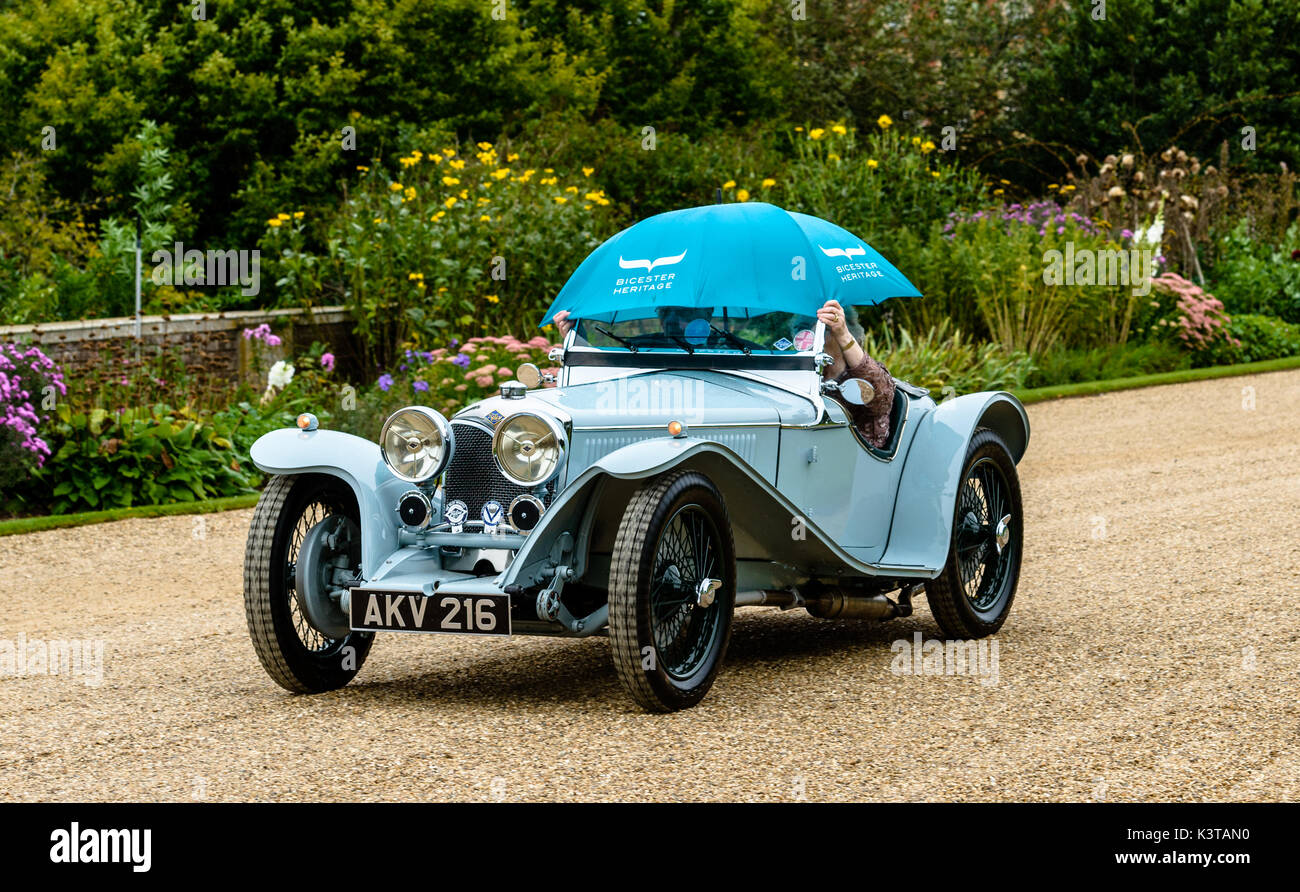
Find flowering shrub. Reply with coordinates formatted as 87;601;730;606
1149;274;1239;360
264;140;615;370
0;344;65;488
374;334;559;419
783;117;988;251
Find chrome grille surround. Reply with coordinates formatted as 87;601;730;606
442;420;553;522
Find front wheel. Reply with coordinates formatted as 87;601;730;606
243;474;374;693
608;470;736;712
925;428;1024;639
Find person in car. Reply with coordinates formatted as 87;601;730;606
551;300;896;448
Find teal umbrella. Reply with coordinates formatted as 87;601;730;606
538;202;921;325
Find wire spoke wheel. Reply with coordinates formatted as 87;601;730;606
609;470;736;712
925;429;1024;639
648;505;725;681
244;474;375;693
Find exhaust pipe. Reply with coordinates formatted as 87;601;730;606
736;584;921;621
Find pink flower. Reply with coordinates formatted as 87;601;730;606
265;334;282;347
528;336;551;348
454;384;468;392
474;376;493;388
496;368;513;378
320;352;335;372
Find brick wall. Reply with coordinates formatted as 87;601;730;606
0;307;356;386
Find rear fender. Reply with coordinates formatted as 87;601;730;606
250;428;408;578
878;391;1030;572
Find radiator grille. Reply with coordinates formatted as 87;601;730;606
443;421;551;521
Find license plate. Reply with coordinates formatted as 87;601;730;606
349;589;511;637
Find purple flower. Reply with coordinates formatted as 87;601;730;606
1120;229;1134;240
377;374;394;392
413;380;429;392
452;354;471;369
265;334;282;347
320;352;335;372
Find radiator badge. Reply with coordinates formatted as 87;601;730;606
481;500;504;534
484;409;505;427
444;499;468;534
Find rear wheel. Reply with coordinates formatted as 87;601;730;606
925;429;1023;638
608;471;736;712
243;474;374;693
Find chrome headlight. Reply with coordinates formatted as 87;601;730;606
492;412;565;486
379;407;454;483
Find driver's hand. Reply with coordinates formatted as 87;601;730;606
817;299;849;338
552;310;574;338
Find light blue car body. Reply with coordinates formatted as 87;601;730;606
250;341;1029;634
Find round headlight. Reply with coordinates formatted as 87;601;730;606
380;407;454;483
493;412;565;486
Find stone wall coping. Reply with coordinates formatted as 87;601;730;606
1;306;350;341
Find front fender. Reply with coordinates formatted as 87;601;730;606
878;391;1030;572
250;428;408;578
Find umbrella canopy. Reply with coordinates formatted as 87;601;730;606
538;202;921;326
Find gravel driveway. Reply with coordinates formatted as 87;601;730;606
2;370;1297;802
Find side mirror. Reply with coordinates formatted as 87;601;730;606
820;377;875;406
548;346;564;363
516;362;542;389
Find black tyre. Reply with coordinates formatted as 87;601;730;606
925;428;1023;639
608;470;736;712
243;474;374;693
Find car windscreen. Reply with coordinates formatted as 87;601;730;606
572;308;819;355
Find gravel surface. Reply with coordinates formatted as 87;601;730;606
2;370;1297;802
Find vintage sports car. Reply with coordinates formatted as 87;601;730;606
243;203;1029;712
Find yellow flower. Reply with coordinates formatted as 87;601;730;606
449;159;466;170
931;170;940;178
866;159;879;169
993;188;1005;196
912;137;922;147
389;182;403;193
1060;184;1076;193
477;197;490;205
458;189;468;200
441;148;455;157
565;185;579;194
442;176;460;186
1047;183;1060;190
794;126;804;132
403;186;416;201
761;178;776;189
809;128;825;140
373;217;383;224
540;176;558;185
431;211;445;221
292;211;304;219
722;180;736;189
828;153;841;161
477;141;493;151
430;154;443;164
416;281;426;291
485;294;500;304
831;124;847;135
267;218;282;227
554;196;568;204
921;140;936;154
480;214;491;222
492;168;511;180
582;167;594;177
736;189;750;202
356;165;370;172
277;213;291;220
444;196;458;209
408;272;424;281
543;167;553;173
877;114;893;129
508;153;520;162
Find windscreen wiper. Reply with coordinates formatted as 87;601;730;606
710;324;751;354
594;325;638;352
667;334;695;354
